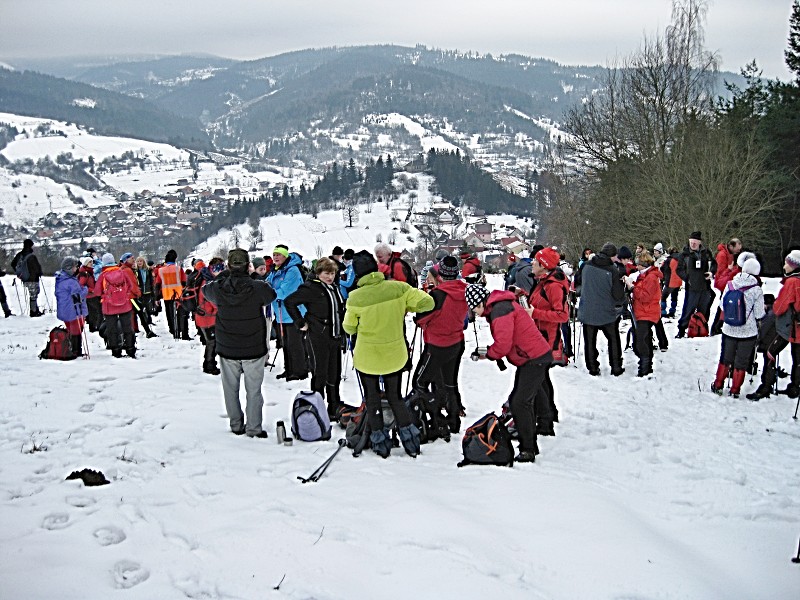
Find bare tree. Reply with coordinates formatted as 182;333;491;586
342;201;360;228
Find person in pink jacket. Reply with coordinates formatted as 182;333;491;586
465;284;552;463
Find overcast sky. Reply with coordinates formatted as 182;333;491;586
0;0;794;79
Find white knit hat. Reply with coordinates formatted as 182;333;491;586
742;258;761;276
737;251;756;268
786;249;800;269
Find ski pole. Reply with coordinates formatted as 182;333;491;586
41;284;53;312
12;280;25;314
342;340;350;381
80;315;90;360
405;324;419;396
793;396;799;421
297;439;347;484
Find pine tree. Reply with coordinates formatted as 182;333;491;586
787;0;800;80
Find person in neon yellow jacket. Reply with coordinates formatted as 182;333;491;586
343;250;434;458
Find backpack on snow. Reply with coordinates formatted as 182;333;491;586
722;282;757;327
457;412;515;467
39;327;76;361
344;398;397;455
102;269;130;310
687;311;709;338
291;390;332;442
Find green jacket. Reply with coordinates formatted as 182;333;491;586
343;271;434;375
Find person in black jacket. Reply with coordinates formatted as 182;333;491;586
575;242;625;376
675;231;716;338
202;248;276;438
11;239;44;317
284;257;347;420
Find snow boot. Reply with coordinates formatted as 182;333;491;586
711;363;729;394
70;335;83;357
729;369;747;398
369;429;391;459
398;424;421;458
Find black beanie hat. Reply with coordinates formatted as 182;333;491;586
332;246;344;256
689;231;702;241
343;248;354;261
438;255;460;279
352;250;379;278
165;249;178;263
600;242;617;258
23;238;34;249
617;245;633;260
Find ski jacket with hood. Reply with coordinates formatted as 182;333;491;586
714;244;740;292
530;268;570;345
576;253;625;326
202;269;276;360
631;266;664;323
484;290;551;367
661;253;684;289
194;267;218;329
343;271;434;375
677;245;716;292
55;269;88;323
773;270;800;343
266;252;306;324
414;278;468;347
284;278;346;339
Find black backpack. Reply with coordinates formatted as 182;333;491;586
39;327;77;361
390;256;418;288
15;253;32;282
457;413;515;467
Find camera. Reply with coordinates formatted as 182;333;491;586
470;346;487;361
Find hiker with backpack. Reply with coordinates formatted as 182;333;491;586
711;258;765;398
342;250;434;458
460;251;484;285
78;257;101;332
411;255;469;439
660;246;683;318
339;248;356;300
747;250;800;400
54;256;89;357
94;253;137;358
267;245;309;382
120;252;156;339
154;249;188;340
284;257;347;421
374;242;418;287
202;249;277;438
11;239;44;317
710;238;743;336
676;231;716;338
465;283;552;463
134;256;158;338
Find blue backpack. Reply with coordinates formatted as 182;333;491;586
722;282;757;327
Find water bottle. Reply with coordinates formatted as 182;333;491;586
276;421;286;444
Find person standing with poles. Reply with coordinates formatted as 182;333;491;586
154;249;187;339
55;256;89;357
267;245;309;382
11;239;44;317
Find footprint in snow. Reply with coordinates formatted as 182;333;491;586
79;403;94;413
112;560;150;588
88;376;116;383
42;512;71;530
66;495;97;508
93;526;127;546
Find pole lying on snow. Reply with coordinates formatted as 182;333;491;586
297;439;347;483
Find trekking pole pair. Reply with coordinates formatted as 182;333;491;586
41;284;53;313
297;439;347;483
12;280;25;315
404;324;419;396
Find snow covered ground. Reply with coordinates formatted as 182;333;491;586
0;273;798;599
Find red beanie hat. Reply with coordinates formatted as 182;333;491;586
535;247;560;270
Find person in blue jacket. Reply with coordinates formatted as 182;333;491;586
55;256;89;356
266;245;308;381
339;248;356;300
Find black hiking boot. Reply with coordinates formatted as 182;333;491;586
515;451;537;463
745;385;772;401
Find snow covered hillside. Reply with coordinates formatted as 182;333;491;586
0;274;798;599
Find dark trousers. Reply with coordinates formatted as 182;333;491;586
561;321;573;355
200;326;217;368
164;299;177;335
0;283;11;315
86;297;102;331
357;370;411;431
719;334;757;371
509;360;548;453
661;287;679;311
104;310;135;354
304;329;342;406
280;322;308;378
583;319;622;373
412;340;465;430
534;368;558;425
678;289;712;331
759;337;800;391
634;320;655;372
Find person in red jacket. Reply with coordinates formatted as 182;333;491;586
528;247;569;436
630;251;664;377
94;253;137;358
466;284;553;463
374;242;417;286
460;251;484;284
710;238;743;335
747;250;800;399
412;255;469;439
195;258;224;375
78;257;101;332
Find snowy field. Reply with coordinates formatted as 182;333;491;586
0;273;798;599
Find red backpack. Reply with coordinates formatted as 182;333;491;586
687;311;709;338
102;269;130;310
39;327;76;360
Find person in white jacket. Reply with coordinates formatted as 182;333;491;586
710;258;765;398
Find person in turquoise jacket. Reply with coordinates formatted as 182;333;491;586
343;250;434;458
266;245;308;381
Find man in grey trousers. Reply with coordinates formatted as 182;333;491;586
202;248;277;437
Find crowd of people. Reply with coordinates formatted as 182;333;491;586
3;230;799;461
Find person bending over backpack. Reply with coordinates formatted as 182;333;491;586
94;253;137;358
465;284;553;463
